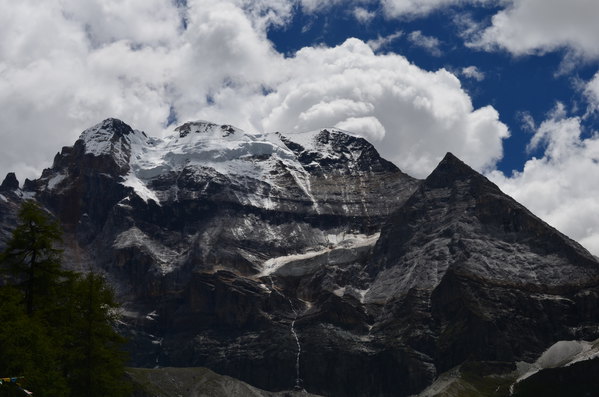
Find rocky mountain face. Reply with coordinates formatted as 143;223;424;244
366;153;599;369
1;118;599;397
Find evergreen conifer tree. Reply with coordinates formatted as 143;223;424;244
0;200;131;397
65;273;131;397
0;200;66;316
0;287;69;397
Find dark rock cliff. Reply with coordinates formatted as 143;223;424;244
366;152;599;376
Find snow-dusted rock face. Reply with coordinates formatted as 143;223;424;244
3;119;599;397
0;178;22;251
29;118;416;276
365;152;599;373
37;118;416;221
0;172;19;191
368;152;599;301
119;119;415;218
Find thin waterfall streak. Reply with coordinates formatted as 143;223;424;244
268;276;303;390
289;301;302;390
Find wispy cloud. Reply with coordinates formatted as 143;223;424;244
408;30;443;56
461;65;485;81
367;31;403;51
382;0;497;19
353;7;376;24
467;0;599;60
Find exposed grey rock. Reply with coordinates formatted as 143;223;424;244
0;186;22;252
366;152;599;373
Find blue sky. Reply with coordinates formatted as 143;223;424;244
2;0;599;254
268;2;599;174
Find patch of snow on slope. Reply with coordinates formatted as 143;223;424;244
16;190;35;199
536;340;585;368
121;173;160;205
258;249;332;277
79;122;116;156
257;233;379;277
287;128;360;153
47;173;66;190
162;121;299;180
288;168;319;210
79;122;151;170
0;194;7;202
409;367;461;397
333;286;346;297
114;227;179;274
356;288;370;304
175;120;219;136
510;338;599;393
284;129;321;151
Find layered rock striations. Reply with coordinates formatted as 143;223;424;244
1;119;599;397
365;153;599;375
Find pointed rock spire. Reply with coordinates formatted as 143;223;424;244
97;118;134;136
0;172;19;191
423;152;491;190
77;118;135;151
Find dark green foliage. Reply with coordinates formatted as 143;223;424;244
65;273;131;397
0;200;131;397
0;287;68;397
0;200;65;316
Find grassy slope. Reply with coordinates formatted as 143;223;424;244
126;367;323;397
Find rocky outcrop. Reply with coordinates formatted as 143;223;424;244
0;187;22;252
0;173;19;191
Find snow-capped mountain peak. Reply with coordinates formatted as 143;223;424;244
68;119;413;212
78;118;146;156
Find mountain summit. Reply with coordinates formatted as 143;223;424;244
1;119;599;397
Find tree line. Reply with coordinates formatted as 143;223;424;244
0;200;131;397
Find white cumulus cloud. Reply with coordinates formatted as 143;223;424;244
379;0;599;65
336;117;386;141
381;0;497;18
488;103;599;256
469;0;599;60
234;38;509;177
